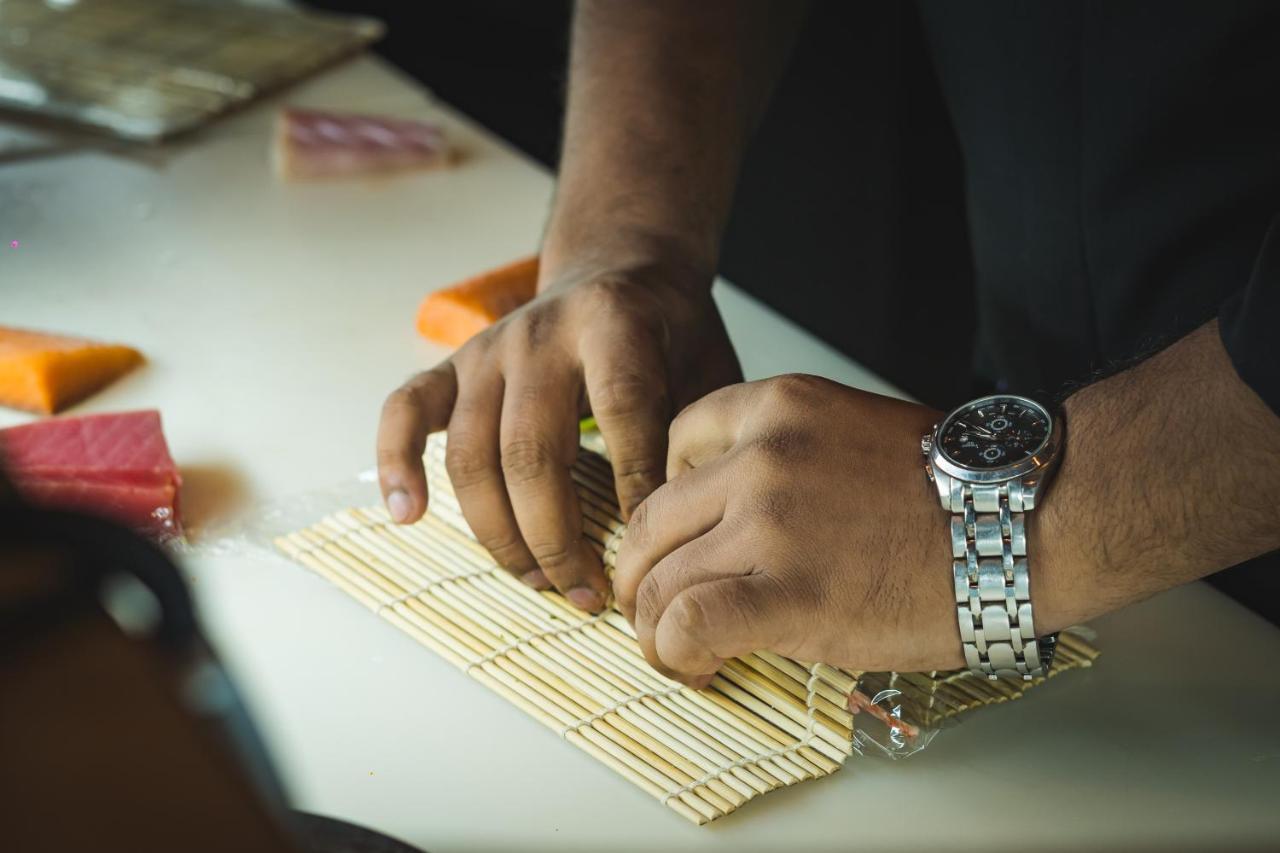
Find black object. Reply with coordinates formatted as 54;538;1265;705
0;505;197;651
292;813;427;853
1;506;428;851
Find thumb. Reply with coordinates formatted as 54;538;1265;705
654;575;792;685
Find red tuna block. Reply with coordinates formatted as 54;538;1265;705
0;410;182;537
10;478;180;537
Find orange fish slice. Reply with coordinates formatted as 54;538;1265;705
0;326;143;414
416;255;540;348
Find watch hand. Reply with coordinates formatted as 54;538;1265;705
959;421;996;439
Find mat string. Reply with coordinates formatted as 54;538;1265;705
558;685;687;737
375;566;494;615
662;663;824;805
466;611;610;674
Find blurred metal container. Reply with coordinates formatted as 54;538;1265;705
0;0;382;142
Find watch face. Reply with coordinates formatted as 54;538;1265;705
938;397;1052;471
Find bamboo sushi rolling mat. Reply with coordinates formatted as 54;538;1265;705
276;434;1099;825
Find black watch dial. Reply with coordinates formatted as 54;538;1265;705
938;397;1051;470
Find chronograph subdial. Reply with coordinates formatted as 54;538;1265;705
937;397;1051;471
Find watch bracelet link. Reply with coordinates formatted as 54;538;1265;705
950;481;1058;680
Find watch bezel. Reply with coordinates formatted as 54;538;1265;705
929;394;1060;484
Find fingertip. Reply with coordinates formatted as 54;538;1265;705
521;569;551;590
687;672;715;690
541;540;613;612
567;586;606;612
387;489;416;524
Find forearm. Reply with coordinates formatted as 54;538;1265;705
1035;320;1280;632
543;0;806;285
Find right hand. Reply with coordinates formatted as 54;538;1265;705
376;259;742;612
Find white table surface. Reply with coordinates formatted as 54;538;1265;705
3;56;1279;852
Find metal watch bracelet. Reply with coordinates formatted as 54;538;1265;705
949;481;1057;680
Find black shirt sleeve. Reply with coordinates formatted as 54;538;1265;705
1219;214;1280;417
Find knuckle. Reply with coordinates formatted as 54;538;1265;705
766;373;828;405
591;373;665;419
482;533;532;567
667;399;702;441
529;541;577;572
667;590;711;639
578;276;638;316
453;330;498;366
614;460;662;486
507;302;562;352
381;385;420;416
752;488;797;525
445;439;493;488
762;570;816;616
500;436;557;483
625;495;657;547
634;575;667;627
752;429;796;460
744;427;813;470
505;312;536;349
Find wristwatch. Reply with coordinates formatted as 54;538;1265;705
921;394;1063;680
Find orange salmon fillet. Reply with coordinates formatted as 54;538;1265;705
0;327;142;414
416;255;539;348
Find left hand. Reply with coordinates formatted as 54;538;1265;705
613;374;965;686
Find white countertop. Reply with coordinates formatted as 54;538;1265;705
3;56;1279;852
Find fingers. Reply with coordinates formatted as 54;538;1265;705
580;322;671;520
378;362;458;524
613;457;730;622
666;382;758;479
446;370;544;586
655;575;792;685
630;521;753;682
500;363;610;612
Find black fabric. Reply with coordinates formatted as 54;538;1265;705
1216;215;1280;626
1220;215;1280;416
916;0;1280;402
917;1;1280;622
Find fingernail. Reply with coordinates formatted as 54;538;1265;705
387;490;412;523
521;569;550;589
567;587;604;612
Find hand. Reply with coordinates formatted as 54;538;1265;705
377;258;741;612
613;374;963;686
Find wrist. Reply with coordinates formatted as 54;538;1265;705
540;215;718;298
1028;390;1107;635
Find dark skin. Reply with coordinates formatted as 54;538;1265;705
379;2;1280;684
